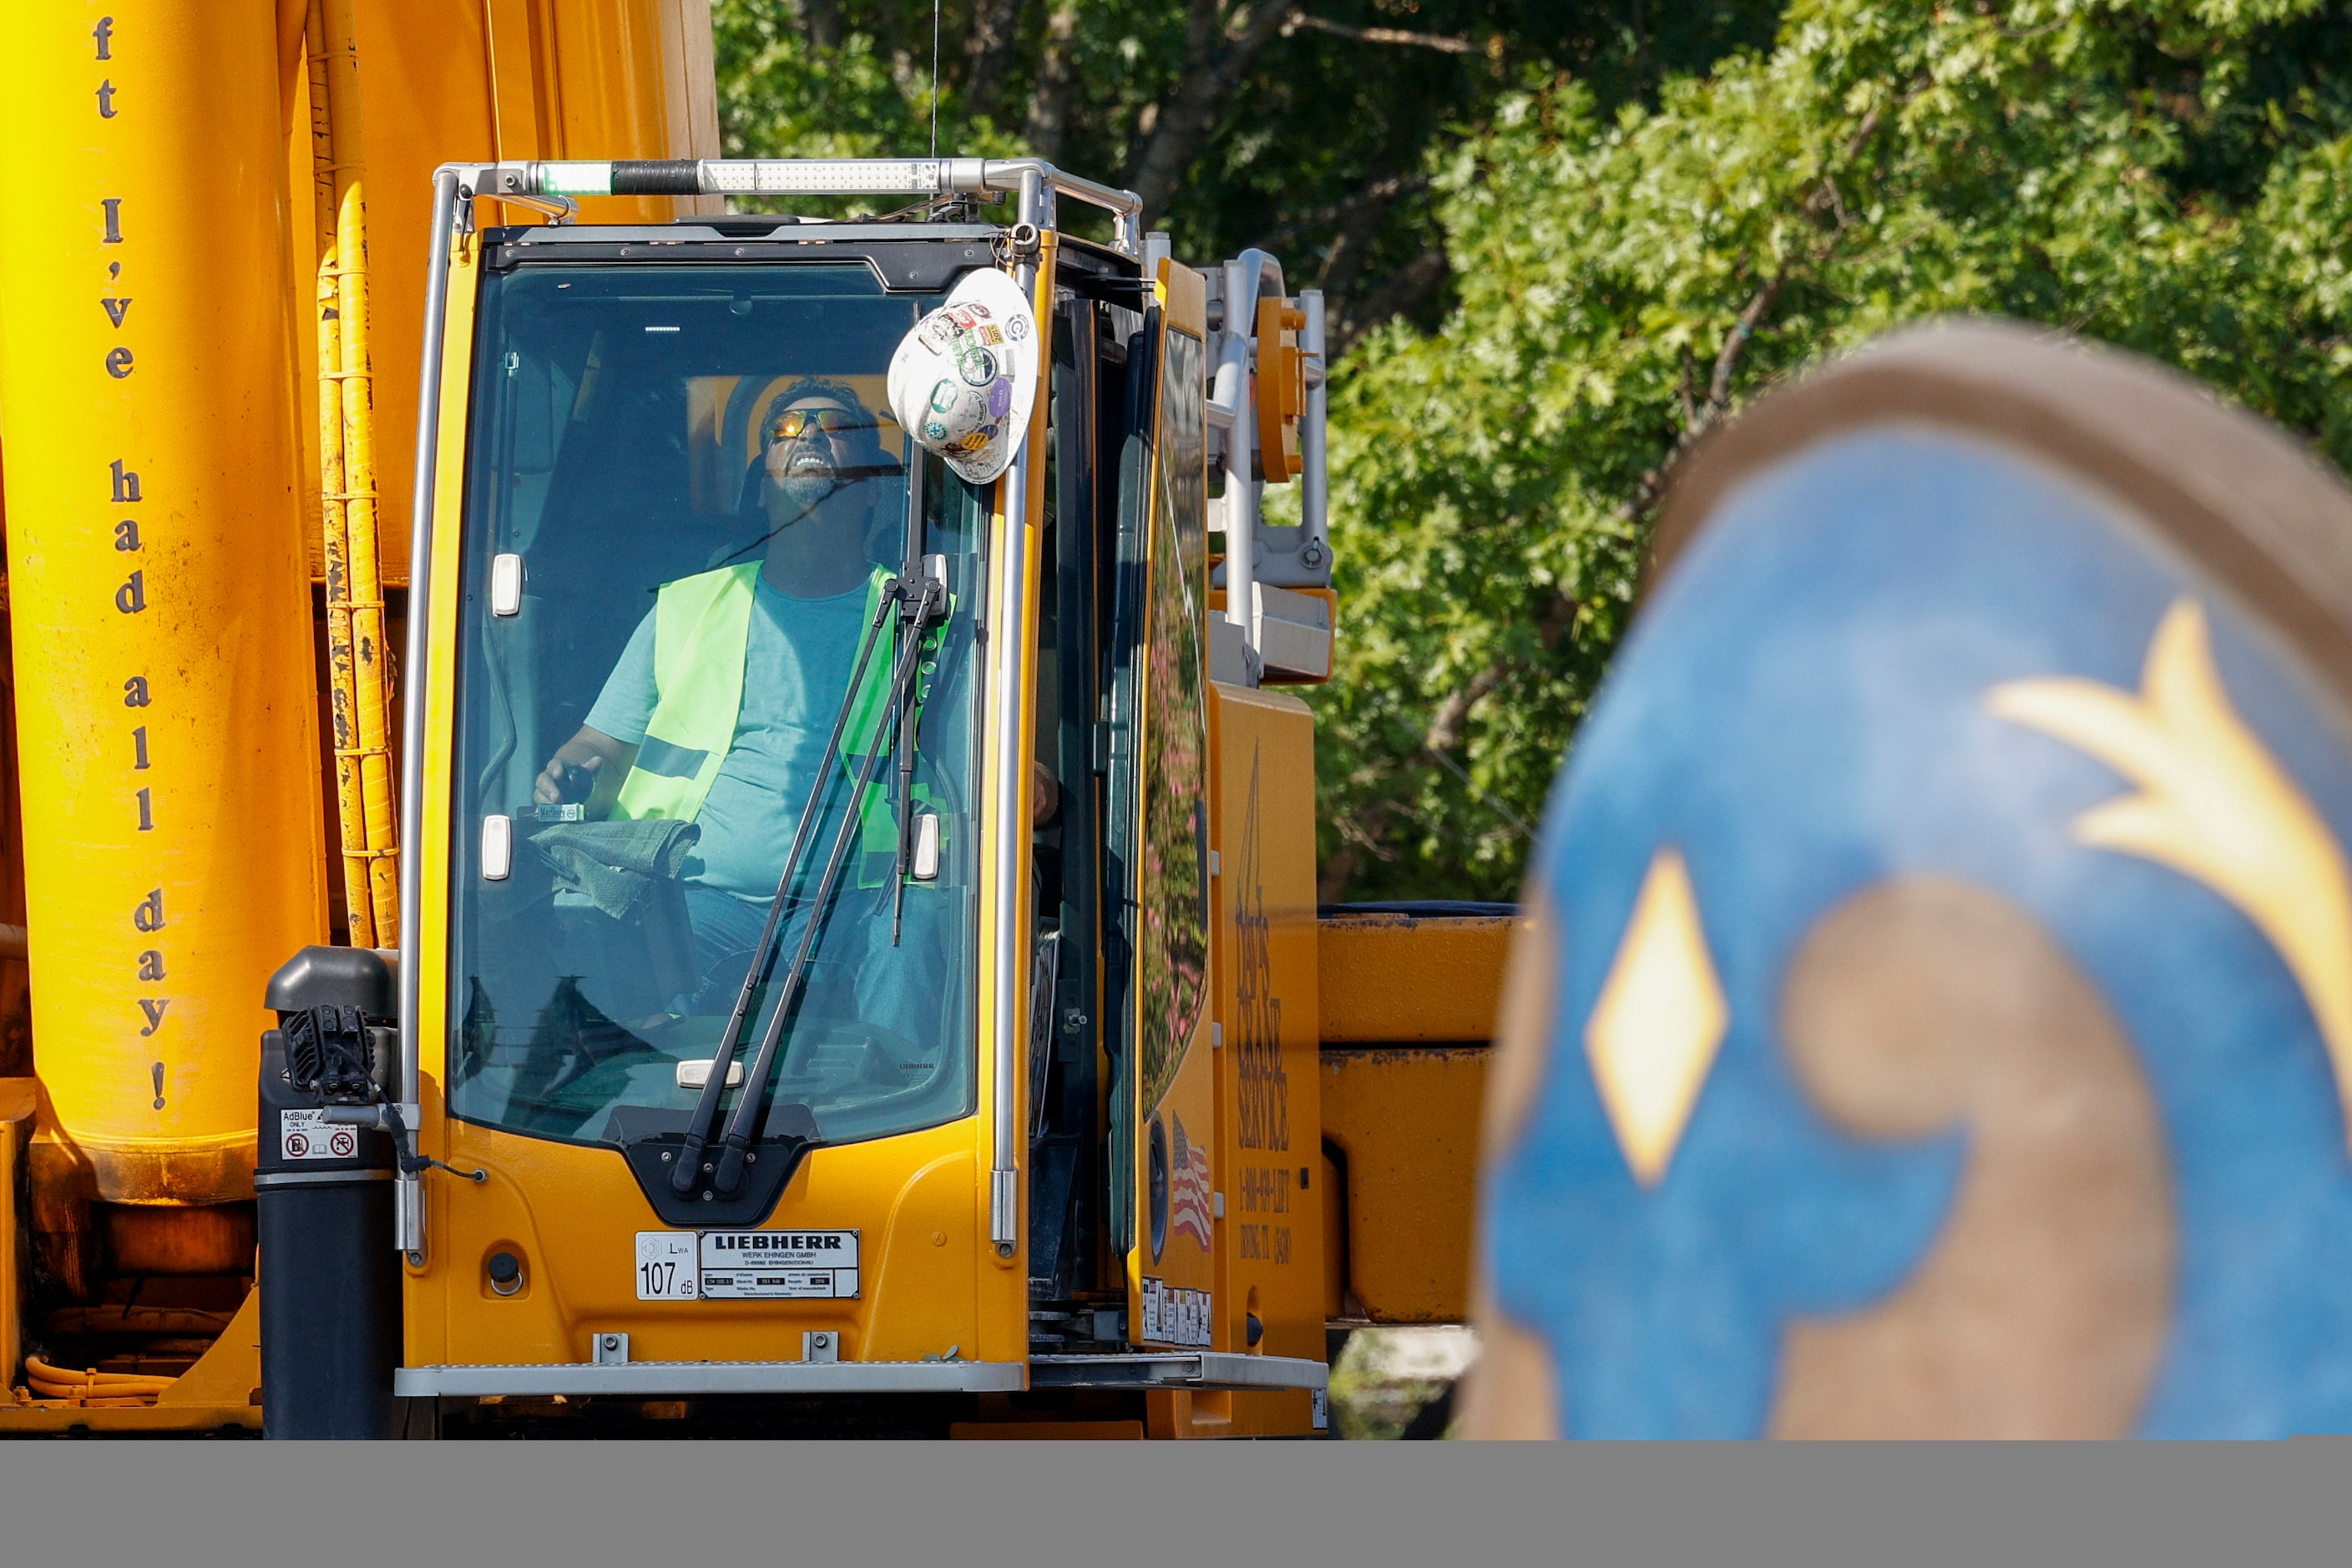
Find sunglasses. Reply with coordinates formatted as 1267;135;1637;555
769;407;871;441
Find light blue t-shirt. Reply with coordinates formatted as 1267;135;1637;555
586;573;870;901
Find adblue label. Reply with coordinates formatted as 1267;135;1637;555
279;1107;355;1162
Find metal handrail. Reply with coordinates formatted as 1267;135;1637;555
987;169;1050;1251
395;166;460;1262
1211;250;1285;644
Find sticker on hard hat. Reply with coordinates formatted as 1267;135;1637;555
888;266;1039;486
632;1229;861;1302
279;1106;355;1161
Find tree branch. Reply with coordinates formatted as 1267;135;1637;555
1621;97;1897;523
792;0;843;53
1423;592;1576;753
1320;585;1569;898
1260;171;1428;252
1024;4;1080;163
1424;661;1512;753
1283;10;1484;56
962;0;1026;120
1323;94;1906;904
1333;245;1447;356
1314;169;1414;303
1705;269;1788;414
1125;1;1297;225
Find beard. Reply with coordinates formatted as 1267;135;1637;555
775;468;837;511
770;444;842;513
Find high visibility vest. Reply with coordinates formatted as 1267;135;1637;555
612;562;942;881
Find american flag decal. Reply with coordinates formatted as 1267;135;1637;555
1171;1114;1213;1251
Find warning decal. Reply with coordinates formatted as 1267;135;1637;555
279;1107;355;1162
635;1232;698;1300
1141;1276;1211;1346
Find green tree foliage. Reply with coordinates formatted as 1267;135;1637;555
713;3;1779;348
1313;0;2352;901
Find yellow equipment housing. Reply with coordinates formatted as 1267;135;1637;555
372;162;1342;1437
0;0;717;1434
0;7;1500;1439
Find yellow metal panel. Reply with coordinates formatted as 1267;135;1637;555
0;1078;262;1430
0;1399;258;1433
288;0;716;584
478;0;721;226
395;230;477;1363
1318;914;1515;1043
480;0;549;160
1158;258;1206;339
343;0;503;584
403;230;480;1362
861;1149;983;1360
152;1283;261;1413
426;1120;985;1367
1132;1011;1217;1321
0;0;327;1201
1319;1044;1486;1323
1195;681;1322;1437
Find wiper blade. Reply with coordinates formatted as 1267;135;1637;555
708;568;946;1196
891;551;948;948
667;579;900;1196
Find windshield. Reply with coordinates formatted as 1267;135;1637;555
447;260;986;1151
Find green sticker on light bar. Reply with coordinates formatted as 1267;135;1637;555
540;161;613;196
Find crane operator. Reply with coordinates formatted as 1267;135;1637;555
534;377;909;985
533;377;1052;1000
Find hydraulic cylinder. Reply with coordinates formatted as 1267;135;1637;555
0;3;326;1202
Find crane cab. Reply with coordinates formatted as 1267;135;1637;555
264;159;1337;1438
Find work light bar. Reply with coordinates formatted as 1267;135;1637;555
459;157;1144;255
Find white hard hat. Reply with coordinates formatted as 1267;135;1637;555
887;266;1040;487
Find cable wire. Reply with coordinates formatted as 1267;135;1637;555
24;1355;175;1404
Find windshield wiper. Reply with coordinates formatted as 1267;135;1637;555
668;574;896;1195
711;570;945;1197
890;552;948;948
668;564;948;1200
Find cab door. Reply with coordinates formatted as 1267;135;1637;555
1105;260;1219;1348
